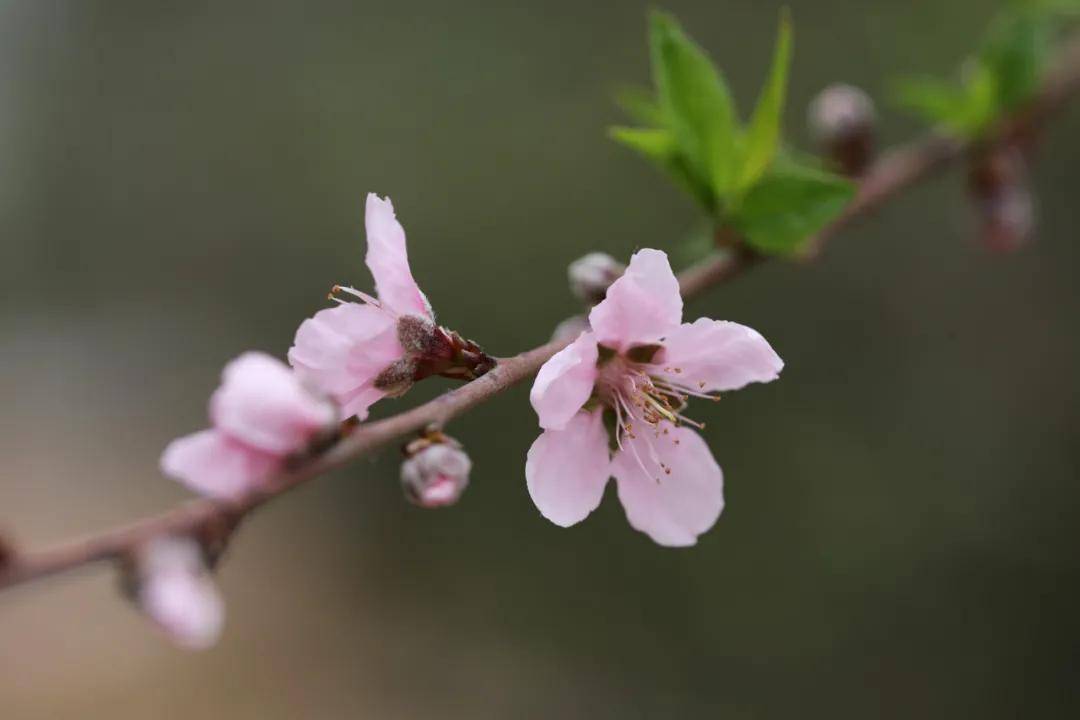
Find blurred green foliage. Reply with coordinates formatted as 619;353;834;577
895;0;1077;135
610;10;854;257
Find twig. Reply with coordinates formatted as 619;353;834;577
2;37;1079;593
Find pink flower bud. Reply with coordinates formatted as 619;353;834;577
568;253;626;304
808;84;876;177
130;537;224;650
401;437;472;508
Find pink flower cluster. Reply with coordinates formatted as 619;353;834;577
161;196;783;563
161;194;439;499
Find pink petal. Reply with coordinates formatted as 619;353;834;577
137;538;225;651
525;410;612;527
288;303;403;418
210;352;336;455
365;193;433;318
336;382;388;422
654;318;783;392
612;423;724;547
160;429;279;500
141;570;224;650
588;249;682;350
530;331;599;431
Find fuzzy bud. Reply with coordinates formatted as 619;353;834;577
808;83;876;177
401;432;472;508
568;253;625;304
969;146;1035;253
126;536;225;650
551;315;590;344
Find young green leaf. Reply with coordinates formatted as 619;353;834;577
731;159;855;255
608;126;715;209
981;7;1053;110
894;76;971;127
893;66;995;137
649;11;739;203
736;9;794;192
614;85;667;127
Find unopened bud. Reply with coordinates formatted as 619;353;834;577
0;531;13;570
969;146;1035;253
568;253;625;304
551;315;590;343
808;83;876;176
401;431;471;508
126;536;225;650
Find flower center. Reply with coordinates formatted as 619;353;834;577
596;347;719;482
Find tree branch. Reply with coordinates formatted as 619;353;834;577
3;37;1079;593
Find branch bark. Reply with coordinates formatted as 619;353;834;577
3;37;1079;593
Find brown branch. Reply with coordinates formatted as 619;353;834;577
3;36;1079;593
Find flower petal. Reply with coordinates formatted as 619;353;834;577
160;429;278;500
336;382;387;422
210;352;336;454
365;193;432;318
588;249;682;350
612;423;724;547
137;537;225;651
525;410;611;527
530;331;599;431
654;318;783;392
288;303;403;418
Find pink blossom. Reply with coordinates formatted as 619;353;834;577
288;193;434;420
134;536;225;650
527;249;783;546
161;352;337;499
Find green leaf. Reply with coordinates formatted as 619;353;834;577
980;7;1053;110
736;9;793;192
614;85;667;127
894;76;969;126
731;159;855;255
893;70;996;136
608;126;675;160
649;11;739;203
608;126;714;209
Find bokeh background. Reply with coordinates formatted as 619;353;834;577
2;1;1078;717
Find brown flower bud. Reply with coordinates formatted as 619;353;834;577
808;83;876;177
969;146;1035;253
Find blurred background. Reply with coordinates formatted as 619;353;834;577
2;0;1078;717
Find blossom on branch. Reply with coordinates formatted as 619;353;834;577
160;352;338;499
289;193;493;421
126;536;225;650
526;249;783;546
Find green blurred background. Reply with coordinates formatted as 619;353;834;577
2;1;1078;717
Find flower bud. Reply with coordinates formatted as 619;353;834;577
0;531;13;570
126;536;225;650
400;432;472;508
568;252;625;304
551;315;590;344
969;146;1035;253
808;83;876;176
